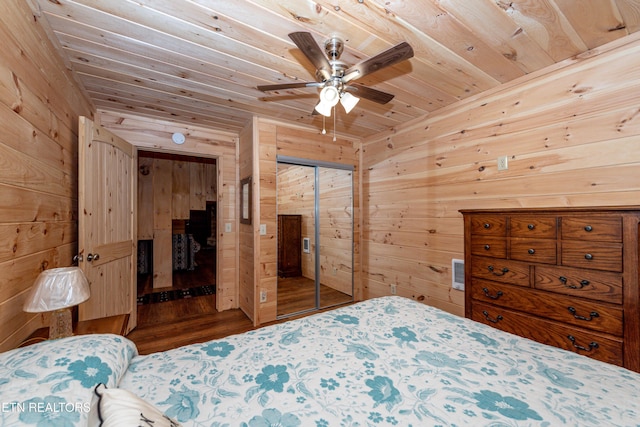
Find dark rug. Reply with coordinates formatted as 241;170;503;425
137;285;215;305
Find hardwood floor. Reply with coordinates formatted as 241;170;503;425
127;295;257;354
128;253;353;354
277;276;353;317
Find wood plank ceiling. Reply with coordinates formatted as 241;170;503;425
28;0;640;138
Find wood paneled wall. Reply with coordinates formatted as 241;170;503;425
238;119;255;321
362;33;640;317
0;1;94;350
256;120;361;324
98;111;239;311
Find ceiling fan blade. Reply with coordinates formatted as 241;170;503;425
342;42;414;83
345;84;395;104
288;32;332;81
257;82;322;92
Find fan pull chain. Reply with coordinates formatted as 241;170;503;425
322;115;326;134
333;106;337;141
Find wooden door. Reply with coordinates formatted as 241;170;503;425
78;116;137;332
278;215;302;277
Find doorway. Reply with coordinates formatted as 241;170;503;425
276;157;354;318
136;151;217;303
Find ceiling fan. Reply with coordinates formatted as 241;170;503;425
258;32;414;117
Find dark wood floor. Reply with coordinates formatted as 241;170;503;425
277;276;353;317
127;253;352;354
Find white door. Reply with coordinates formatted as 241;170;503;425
77;116;137;332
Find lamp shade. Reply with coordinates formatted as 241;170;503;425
340;92;360;114
319;86;340;106
314;99;333;117
23;267;90;313
315;86;341;117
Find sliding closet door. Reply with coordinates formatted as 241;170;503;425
318;167;353;309
276;158;354;318
276;163;316;316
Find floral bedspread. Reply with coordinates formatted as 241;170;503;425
119;296;640;426
0;334;137;426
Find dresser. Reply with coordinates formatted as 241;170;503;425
278;214;302;277
461;207;640;372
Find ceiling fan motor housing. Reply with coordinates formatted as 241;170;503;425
325;37;344;60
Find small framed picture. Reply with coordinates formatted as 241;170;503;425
240;176;252;224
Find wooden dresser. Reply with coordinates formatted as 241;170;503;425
278;214;302;277
461;207;640;372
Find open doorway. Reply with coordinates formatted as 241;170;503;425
136;151;217;305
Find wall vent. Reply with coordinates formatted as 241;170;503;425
452;258;465;291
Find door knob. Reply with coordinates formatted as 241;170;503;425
87;253;100;262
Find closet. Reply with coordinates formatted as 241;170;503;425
276;158;354;317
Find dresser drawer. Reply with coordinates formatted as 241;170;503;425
470;215;507;236
470;237;506;258
534;266;622;304
470;279;623;336
510;239;557;264
471;302;623;366
470;257;529;286
510;216;557;238
561;241;622;272
561;217;622;242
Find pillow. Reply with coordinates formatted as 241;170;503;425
89;384;181;427
0;334;138;426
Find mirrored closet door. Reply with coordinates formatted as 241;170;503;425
276;158;353;318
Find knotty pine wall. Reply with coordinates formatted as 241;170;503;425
0;1;95;350
255;120;361;324
98;111;239;312
238;118;255;321
362;33;640;317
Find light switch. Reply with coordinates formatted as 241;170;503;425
260;224;267;235
225;223;232;233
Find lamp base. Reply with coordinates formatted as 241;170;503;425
49;308;73;340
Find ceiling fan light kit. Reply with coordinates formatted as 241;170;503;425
340;92;359;114
315;86;340;117
258;32;413;134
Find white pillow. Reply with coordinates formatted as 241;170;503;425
89;384;181;427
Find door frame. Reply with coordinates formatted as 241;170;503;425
135;148;221;301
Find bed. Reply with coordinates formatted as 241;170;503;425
1;296;639;426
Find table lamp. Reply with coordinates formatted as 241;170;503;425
23;267;91;340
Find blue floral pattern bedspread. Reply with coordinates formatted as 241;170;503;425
119;296;640;427
0;334;137;426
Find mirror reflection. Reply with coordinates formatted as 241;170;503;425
276;162;353;317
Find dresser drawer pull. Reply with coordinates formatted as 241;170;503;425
559;276;590;289
487;265;509;276
482;310;503;324
527;224;535;230
584;253;593;260
567;335;599;352
584;225;593;232
527;248;535;254
483;223;491;229
484;244;491;250
567;306;599;321
482;287;504;300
